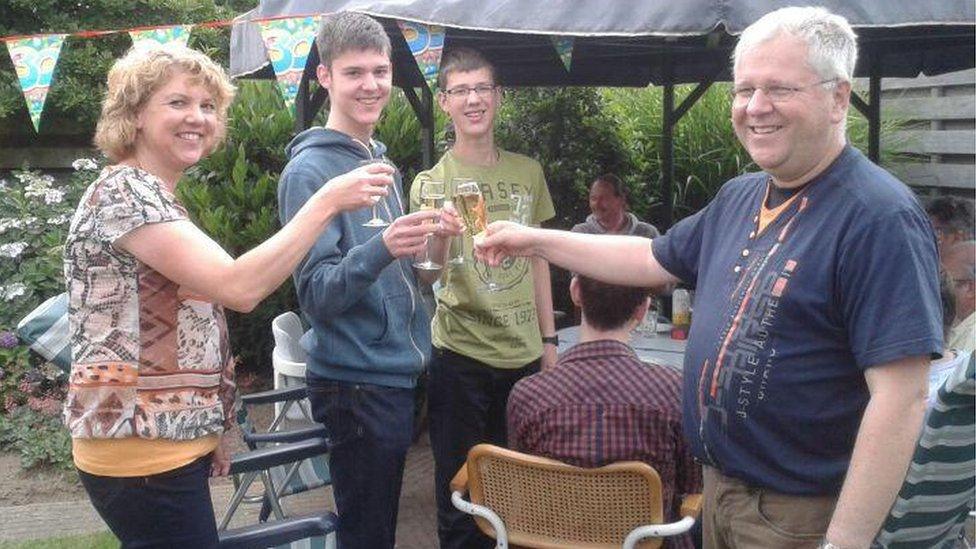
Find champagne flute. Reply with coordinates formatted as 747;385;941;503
359;158;393;228
454;180;500;292
447;177;474;265
412;177;445;271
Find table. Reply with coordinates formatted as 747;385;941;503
556;325;687;370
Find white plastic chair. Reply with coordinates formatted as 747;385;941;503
272;311;310;420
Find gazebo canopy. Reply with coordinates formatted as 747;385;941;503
231;0;974;85
229;0;975;225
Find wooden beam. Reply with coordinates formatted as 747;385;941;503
891;162;976;189
889;130;976;156
881;69;975;90
884;95;975;120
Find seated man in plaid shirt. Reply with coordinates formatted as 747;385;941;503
507;275;702;549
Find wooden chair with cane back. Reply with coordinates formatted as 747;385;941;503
450;444;703;549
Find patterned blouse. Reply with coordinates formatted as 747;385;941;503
63;166;236;441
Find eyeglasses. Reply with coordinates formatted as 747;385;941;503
731;79;838;106
442;84;497;100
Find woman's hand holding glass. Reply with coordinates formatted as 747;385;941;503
359;158;397;227
317;162;394;215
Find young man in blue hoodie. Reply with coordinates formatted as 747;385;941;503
277;12;458;549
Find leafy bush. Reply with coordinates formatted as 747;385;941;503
496;87;628;230
0;403;73;470
599;84;749;225
0;163;94;329
0;0;246;135
0;162;95;470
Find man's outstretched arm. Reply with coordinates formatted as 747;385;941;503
477;221;678;288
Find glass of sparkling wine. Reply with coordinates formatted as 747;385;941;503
359;158;393;228
453;180;499;291
413;177;445;271
447;177;474;265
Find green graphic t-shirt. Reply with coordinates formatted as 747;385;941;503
410;150;555;369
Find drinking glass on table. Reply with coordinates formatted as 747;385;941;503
412;176;445;271
453;179;499;292
359;158;394;227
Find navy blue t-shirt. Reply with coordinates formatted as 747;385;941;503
653;146;942;495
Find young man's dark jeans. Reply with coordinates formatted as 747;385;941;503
428;347;540;549
78;454;218;548
306;376;414;549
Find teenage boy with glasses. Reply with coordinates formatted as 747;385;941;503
409;47;557;549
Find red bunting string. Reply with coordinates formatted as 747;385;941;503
0;13;330;44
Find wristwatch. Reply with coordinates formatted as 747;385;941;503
541;335;559;346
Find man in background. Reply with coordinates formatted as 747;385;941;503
925;196;974;256
572;173;659;238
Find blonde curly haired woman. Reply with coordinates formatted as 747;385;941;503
63;44;391;547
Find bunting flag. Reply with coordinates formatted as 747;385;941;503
550;36;574;72
397;20;445;90
257;16;320;114
5;34;66;132
128;25;193;50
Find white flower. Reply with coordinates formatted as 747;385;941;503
0;178;7;189
43;189;64;205
47;214;70;225
2;283;26;301
0;242;27;259
72;158;98;171
0;218;26;234
24;182;49;199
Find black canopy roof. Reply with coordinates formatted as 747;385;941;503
230;0;975;87
229;1;974;226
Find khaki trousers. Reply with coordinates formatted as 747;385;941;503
703;466;837;549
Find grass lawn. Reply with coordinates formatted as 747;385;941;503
0;532;118;548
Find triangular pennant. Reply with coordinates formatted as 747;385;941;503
397;20;445;91
128;25;193;50
6;34;66;132
258;15;320;115
550;36;574;72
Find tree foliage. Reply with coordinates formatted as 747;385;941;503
0;0;255;139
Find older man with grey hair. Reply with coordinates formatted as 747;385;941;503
476;6;943;549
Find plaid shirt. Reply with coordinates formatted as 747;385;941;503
507;340;702;549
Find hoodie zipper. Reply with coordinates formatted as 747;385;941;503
356;139;427;372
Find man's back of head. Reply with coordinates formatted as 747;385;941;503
572;275;650;338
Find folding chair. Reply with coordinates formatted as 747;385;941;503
216;312;334;548
450;444;702;549
272;311;312;421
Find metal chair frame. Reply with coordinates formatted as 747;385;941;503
450;444;702;549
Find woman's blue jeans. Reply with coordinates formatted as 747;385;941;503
78;454;218;548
